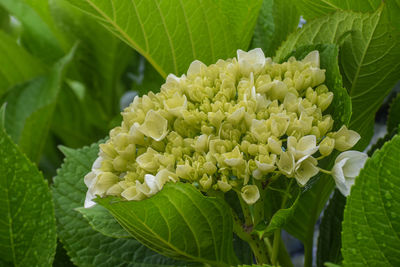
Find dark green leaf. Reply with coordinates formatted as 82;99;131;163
317;190;346;267
65;0;262;77
97;182;239;266
276;5;400;150
0;129;56;266
3;45;76;162
294;0;380;20
0;30;45;95
52;142;191;267
388;93;400;133
387;0;400;31
251;0;300;56
76;205;131;239
342;135;400;266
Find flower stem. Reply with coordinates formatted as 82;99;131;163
271;179;293;265
271;229;281;265
318;167;332;174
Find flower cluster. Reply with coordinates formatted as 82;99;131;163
84;48;364;208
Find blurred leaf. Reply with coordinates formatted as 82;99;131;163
276;5;400;150
53;142;193;267
51;0;135;116
251;0;300;56
317;190;346;267
3;45;76;162
0;5;9;31
294;0;380;20
0;0;65;62
342;135;400;266
97;182;239;266
387;0;400;31
76;205;131;239
0;102;5;130
48;0;136;148
51;82;108;148
0;30;45;95
65;0;262;77
0;129;56;266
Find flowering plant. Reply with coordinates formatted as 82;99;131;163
0;1;399;267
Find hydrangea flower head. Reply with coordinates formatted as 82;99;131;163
84;48;364;208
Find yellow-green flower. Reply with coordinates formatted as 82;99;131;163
84;48;362;207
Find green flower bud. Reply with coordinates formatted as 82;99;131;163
317;92;333;111
332;125;361;151
319;136;335;156
199;174;213;190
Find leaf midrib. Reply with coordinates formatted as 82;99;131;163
83;0;168;77
348;7;381;97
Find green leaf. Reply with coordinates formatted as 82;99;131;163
251;0;300;57
0;129;56;266
276;44;351;266
65;0;262;77
253;193;300;239
0;0;65;62
342;135;400;266
317;190;346;267
276;5;400;149
0;30;45;95
294;0;380;20
96;182;239;266
0;102;5;130
52;142;191;267
388;93;400;134
387;0;400;31
3;45;76;162
76;205;131;239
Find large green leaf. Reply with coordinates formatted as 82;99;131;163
276;5;400;149
0;30;45;95
316;190;346;267
0;129;56;266
3;45;76;162
342;135;400;266
251;0;300;57
294;0;380;20
65;0;262;77
52;142;191;267
0;0;65;62
97;182;239;266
